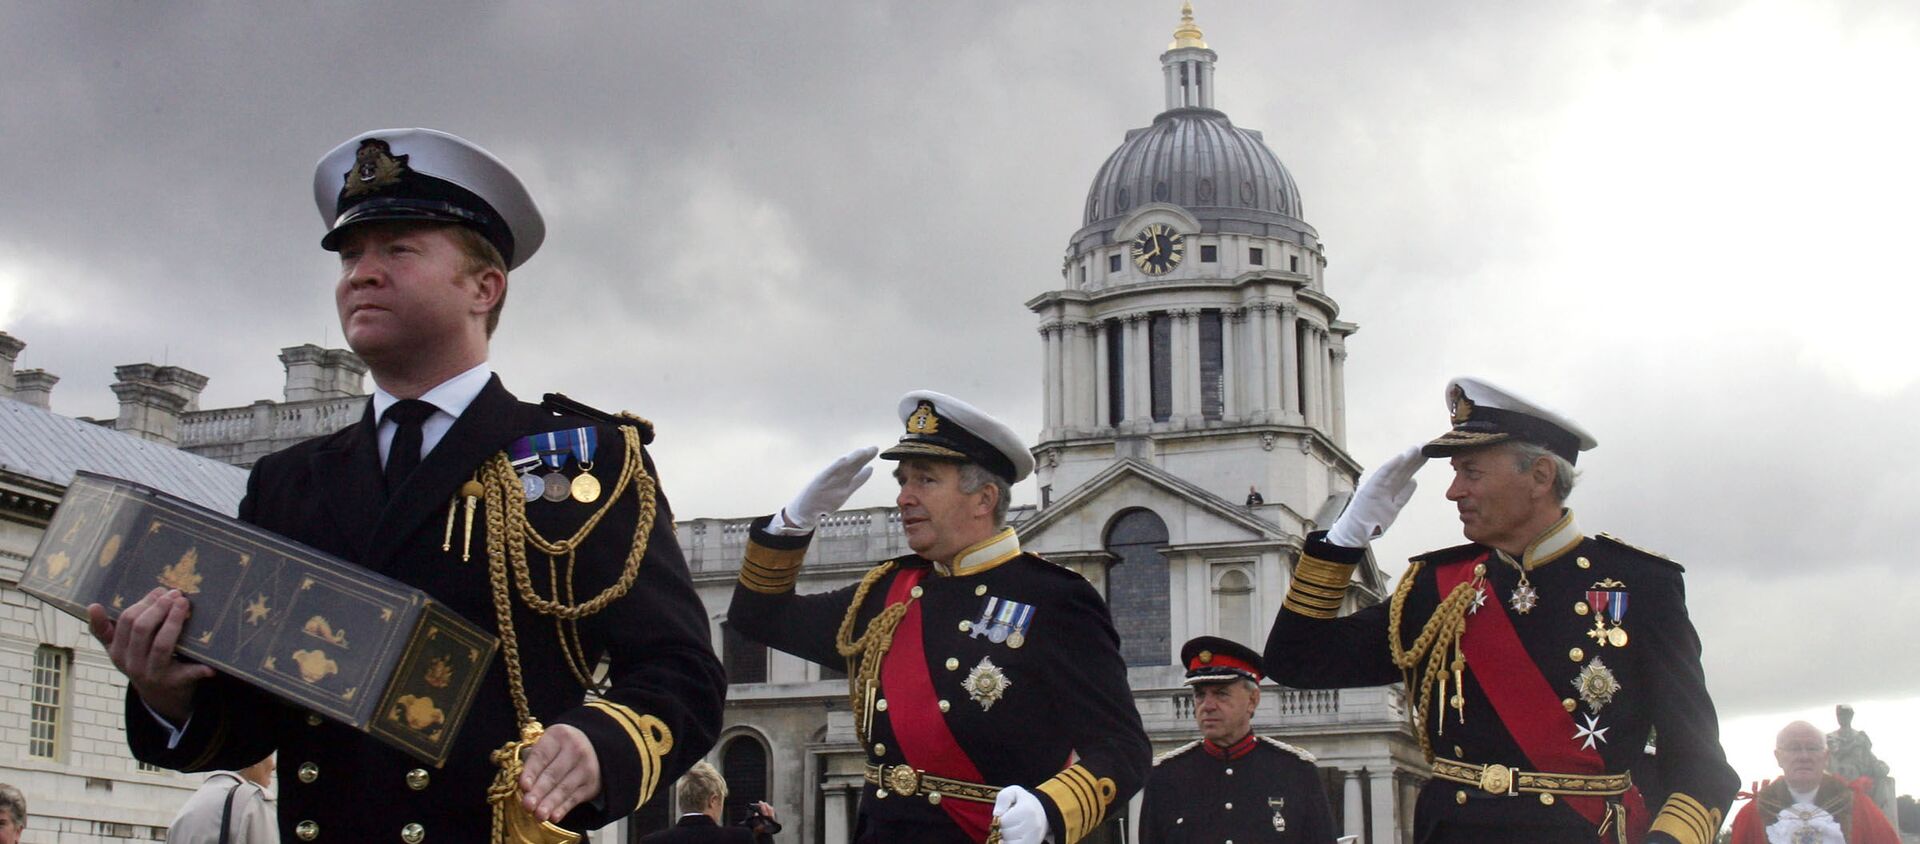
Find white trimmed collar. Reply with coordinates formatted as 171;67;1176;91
1519;509;1583;570
945;527;1022;577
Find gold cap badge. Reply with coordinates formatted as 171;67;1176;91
1448;385;1474;425
343;139;409;198
905;400;940;435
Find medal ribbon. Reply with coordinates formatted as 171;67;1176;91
879;569;995;841
1608;593;1627;625
1435;560;1647;842
538;430;571;471
506;437;541;474
570;427;597;466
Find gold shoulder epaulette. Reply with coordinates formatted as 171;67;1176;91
1152;740;1203;767
1595;533;1683;571
1256;735;1317;763
1409;542;1482;565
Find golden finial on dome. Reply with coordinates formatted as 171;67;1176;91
1169;1;1208;50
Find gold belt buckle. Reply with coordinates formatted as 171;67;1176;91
1478;763;1515;796
885;764;922;798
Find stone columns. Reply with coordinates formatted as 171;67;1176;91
1121;314;1136;425
1220;308;1240;420
1093;321;1111;429
1169;310;1193;425
822;782;854;844
1279;304;1300;422
1370;766;1397;844
1343;770;1366;842
1331;345;1348;446
1041;321;1063;433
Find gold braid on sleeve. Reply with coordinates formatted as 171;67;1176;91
833;562;908;747
1386;561;1486;762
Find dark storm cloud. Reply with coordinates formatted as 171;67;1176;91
4;0;1917;724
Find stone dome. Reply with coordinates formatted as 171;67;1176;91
1081;107;1306;231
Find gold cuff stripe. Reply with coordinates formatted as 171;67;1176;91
1282;596;1341;619
1289;583;1348;603
1283;593;1343;613
739;542;807;594
586;701;675;808
1649;792;1719;844
1036;765;1117;843
1294;556;1356;591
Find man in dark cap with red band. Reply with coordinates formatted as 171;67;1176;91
1140;636;1337;842
1265;377;1736;844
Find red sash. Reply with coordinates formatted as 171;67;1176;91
880;568;995;841
1436;558;1649;843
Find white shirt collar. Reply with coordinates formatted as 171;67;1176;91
371;362;493;464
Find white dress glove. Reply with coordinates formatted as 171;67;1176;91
768;446;879;534
1325;445;1427;547
991;785;1049;844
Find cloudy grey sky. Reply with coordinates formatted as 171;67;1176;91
5;0;1917;795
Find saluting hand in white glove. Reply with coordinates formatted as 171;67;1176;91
1325;445;1427;548
991;785;1048;844
769;446;879;534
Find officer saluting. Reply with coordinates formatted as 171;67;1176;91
728;391;1150;844
1140;636;1338;843
1265;378;1737;844
93;128;724;842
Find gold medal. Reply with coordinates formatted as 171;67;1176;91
1006;632;1025;649
1608;626;1628;648
570;472;601;503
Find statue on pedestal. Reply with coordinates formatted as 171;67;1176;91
1827;704;1900;830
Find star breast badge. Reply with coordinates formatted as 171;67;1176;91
962;656;1010;711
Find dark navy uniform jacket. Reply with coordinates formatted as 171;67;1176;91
1140;734;1338;844
126;377;725;841
729;521;1149;844
1266;514;1736;844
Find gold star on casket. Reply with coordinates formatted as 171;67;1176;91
962;656;1010;711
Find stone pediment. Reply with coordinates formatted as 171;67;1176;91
1018;458;1294;555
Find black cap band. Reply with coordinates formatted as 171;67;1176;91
323;172;516;266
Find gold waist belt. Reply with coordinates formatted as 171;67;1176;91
1431;758;1632;797
864;763;1002;805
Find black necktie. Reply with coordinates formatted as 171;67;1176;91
383;399;439;492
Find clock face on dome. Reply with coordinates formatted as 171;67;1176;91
1130;224;1185;275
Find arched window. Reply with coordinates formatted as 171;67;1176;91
1104;509;1171;666
722;620;768;685
720;734;769;827
1213;567;1254;645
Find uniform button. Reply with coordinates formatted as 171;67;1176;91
1576;556;1591;569
958;620;972;632
401;823;425;843
307;713;323;727
1224;802;1233;810
1569;647;1584;662
1225;768;1233;775
975;585;988;596
1562;698;1578;713
1175;818;1184;824
406;769;430;790
910;586;924;599
927;793;942;805
946;658;960;671
1452;745;1464;757
1539;793;1556;806
1456;790;1468;805
874;744;886;756
938;700;950;712
296;820;319;840
1473;563;1487;577
876;698;888;712
1575;601;1589;616
297;763;318;784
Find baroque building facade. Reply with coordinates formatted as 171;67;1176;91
0;7;1429;843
